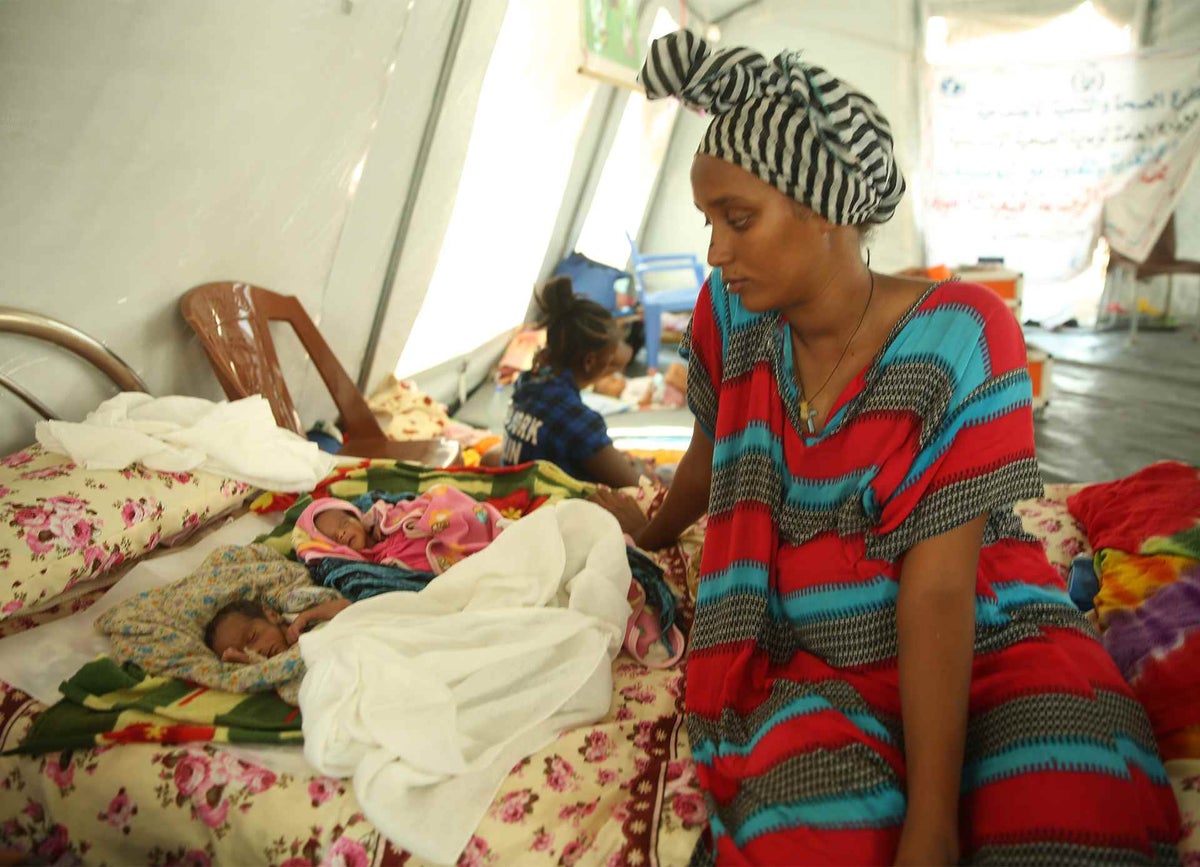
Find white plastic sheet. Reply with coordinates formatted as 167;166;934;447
0;0;414;453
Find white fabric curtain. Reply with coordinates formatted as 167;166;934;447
926;0;1147;45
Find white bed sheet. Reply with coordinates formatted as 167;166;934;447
0;512;276;703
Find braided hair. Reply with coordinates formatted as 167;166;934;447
534;276;618;378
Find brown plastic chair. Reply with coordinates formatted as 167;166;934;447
1103;216;1200;339
180;282;460;467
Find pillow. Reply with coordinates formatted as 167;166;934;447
94;543;339;705
366;374;450;440
0;444;254;620
496;326;546;384
1014;483;1090;585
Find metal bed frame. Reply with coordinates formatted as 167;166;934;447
0;306;147;420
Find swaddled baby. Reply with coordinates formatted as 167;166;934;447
293;485;507;575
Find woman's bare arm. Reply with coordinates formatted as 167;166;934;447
893;514;985;866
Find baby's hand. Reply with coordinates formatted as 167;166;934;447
221;647;269;665
221;647;251;665
285;598;352;645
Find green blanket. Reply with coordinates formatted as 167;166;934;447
10;657;302;756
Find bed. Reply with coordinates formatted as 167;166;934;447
0;454;710;866
0;451;1194;866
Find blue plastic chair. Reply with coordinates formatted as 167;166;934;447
551;252;637;318
626;231;706;370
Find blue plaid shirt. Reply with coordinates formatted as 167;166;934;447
502;367;612;483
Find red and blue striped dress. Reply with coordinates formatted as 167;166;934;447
681;273;1181;865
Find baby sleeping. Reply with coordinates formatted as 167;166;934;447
203;597;350;664
200;487;509;670
293;484;507;574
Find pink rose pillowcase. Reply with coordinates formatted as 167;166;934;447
0;444;253;622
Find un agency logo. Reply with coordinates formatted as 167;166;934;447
940;76;964;97
1072;65;1105;94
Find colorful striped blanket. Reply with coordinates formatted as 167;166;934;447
1068;461;1200;762
10;657;302;755
258;461;683;662
252;459;592;555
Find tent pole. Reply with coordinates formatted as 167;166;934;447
555;87;622;268
356;0;473;392
911;0;929;264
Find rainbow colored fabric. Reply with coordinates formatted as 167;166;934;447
1069;461;1200;764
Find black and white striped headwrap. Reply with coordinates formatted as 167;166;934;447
640;30;905;226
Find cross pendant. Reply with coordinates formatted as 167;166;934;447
799;400;817;434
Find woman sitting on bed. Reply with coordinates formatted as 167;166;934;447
594;30;1181;866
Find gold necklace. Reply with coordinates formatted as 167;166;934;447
794;269;875;435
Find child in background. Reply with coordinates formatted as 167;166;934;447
501;277;646;487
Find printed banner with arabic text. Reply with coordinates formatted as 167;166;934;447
923;49;1200;315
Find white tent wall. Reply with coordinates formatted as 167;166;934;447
296;0;507;416
538;1;686;314
366;0;706;408
640;0;925;276
0;0;504;455
395;0;685;409
389;78;631;411
369;0;610;399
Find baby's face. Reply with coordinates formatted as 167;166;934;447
212;612;289;661
315;509;368;551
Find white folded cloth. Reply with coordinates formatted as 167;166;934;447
36;392;336;491
299;499;632;864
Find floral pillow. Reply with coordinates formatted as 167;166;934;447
0;444;254;620
1015;483;1091;584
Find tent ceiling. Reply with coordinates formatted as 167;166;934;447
686;0;762;25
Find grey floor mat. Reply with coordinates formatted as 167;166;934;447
1027;326;1200;483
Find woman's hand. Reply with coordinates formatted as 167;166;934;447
893;818;959;866
286;598;352;645
588;488;649;539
